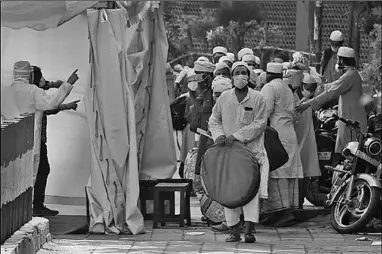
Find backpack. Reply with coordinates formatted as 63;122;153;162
264;126;289;171
170;95;188;131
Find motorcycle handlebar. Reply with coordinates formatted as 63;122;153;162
332;114;360;129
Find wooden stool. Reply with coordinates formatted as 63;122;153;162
153;182;191;228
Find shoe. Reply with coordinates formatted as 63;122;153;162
211;222;230;232
33;206;59;217
225;233;241;242
244;234;256;243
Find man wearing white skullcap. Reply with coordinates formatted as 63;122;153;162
260;62;303;225
209;61;268;243
211;76;232;101
218;56;233;68
226;52;235;62
189;59;216;177
175;56;211;97
296;46;367;166
240;55;258;89
292;73;321;206
3;61;76;119
212;46;228;64
214;62;231;79
319;30;345;105
238;48;254;61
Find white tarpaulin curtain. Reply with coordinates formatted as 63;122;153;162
125;5;177;180
1;1;98;31
84;8;145;234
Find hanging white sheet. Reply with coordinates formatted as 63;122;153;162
84;8;144;235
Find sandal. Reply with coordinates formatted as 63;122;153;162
244;234;256;243
225;234;241;242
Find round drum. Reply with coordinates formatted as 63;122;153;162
201;142;260;209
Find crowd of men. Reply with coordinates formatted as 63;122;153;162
168;30;368;243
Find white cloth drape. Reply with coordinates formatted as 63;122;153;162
84;8;144;235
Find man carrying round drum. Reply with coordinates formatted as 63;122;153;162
208;61;269;243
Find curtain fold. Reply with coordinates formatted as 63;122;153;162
125;6;177;180
84;8;144;235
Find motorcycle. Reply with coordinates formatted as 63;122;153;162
304;107;338;206
324;113;381;234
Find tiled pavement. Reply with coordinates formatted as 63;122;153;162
38;222;381;254
38;193;381;253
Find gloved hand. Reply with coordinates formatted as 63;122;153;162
63;100;80;111
67;69;79;85
215;135;226;146
225;135;236;147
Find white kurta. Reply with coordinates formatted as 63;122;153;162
208;88;269;225
293;93;321;177
261;79;303;179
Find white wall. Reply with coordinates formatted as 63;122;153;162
1;14;91;209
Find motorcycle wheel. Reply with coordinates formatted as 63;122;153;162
330;178;380;234
305;177;330;206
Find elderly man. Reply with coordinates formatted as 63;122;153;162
237;48;254;61
214;62;231;79
260;63;303;226
296;46;367;166
209;61;269;243
242;55;260;89
189;59;216;175
212;46;228;64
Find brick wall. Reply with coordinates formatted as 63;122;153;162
166;1;370;64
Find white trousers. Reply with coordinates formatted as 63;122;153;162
224;193;260;227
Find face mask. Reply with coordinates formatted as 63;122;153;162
335;63;345;72
301;88;311;98
188;81;198;91
331;46;338;53
247;65;254;71
233;75;248;89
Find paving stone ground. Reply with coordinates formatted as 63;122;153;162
37;194;381;253
37;221;381;254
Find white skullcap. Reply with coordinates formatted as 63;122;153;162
212;76;232;93
231;61;250;74
330;30;344;42
266;63;283;74
194;60;215;73
238;48;253;61
214;62;230;75
242;54;256;62
218;56;233;64
283;69;303;87
213;46;228;55
197;56;210;62
303;73;317;84
255;56;260;65
226;53;235;62
253;69;264;75
13;60;32;80
337;46;355;58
